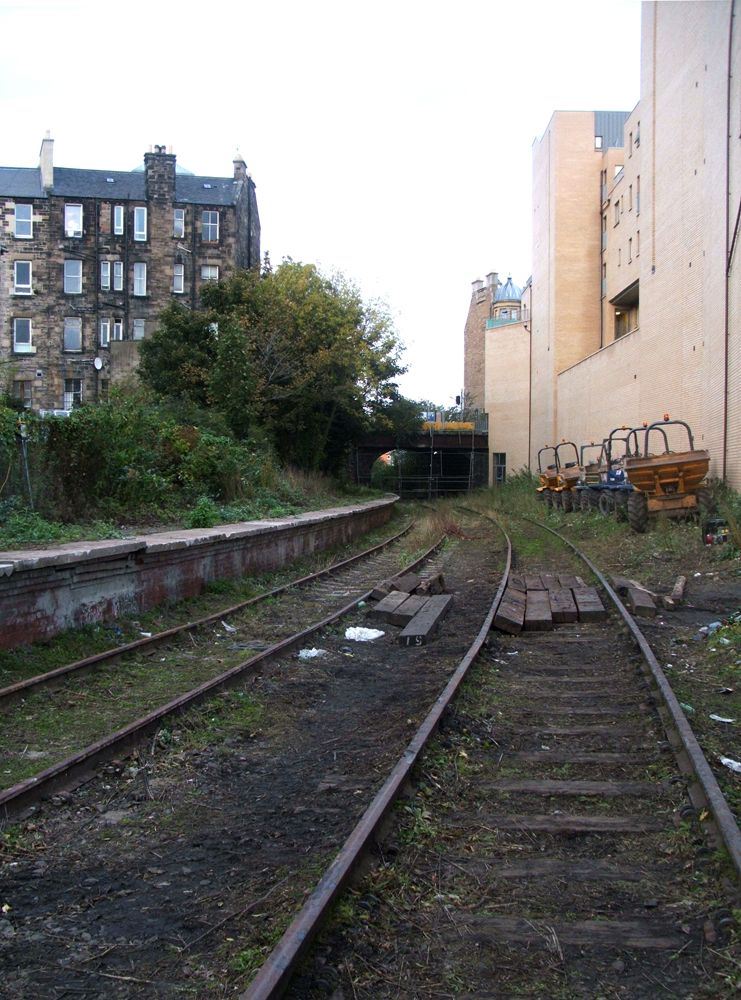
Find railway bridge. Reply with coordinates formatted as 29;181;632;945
352;423;489;497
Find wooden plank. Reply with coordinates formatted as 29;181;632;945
509;573;526;593
385;594;429;626
370;582;392;601
399;594;454;646
548;587;578;623
539;572;559;590
450;813;664;833
671;575;687;602
626;587;657;618
524;590;552;630
557;574;580;589
448;858;646;881
416;571;445;596
572;586;606;621
512;751;653;764
493;586;526;635
487;779;658;797
454;916;687;950
366;591;410;622
524;574;545;591
389;571;421;594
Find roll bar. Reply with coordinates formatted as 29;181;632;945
640;419;694;457
537;446;558;474
555;441;580;469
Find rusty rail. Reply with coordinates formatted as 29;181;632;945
0;532;442;820
523;515;741;880
0;521;415;708
240;519;512;1000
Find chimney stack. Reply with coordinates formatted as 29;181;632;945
39;130;53;190
233;151;247;182
471;278;484;295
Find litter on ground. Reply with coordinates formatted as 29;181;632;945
345;627;385;642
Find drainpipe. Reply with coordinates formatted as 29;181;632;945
724;0;735;481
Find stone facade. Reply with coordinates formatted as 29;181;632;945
463;271;499;412
0;137;260;412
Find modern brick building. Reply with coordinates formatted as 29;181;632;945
0;136;260;412
470;1;741;490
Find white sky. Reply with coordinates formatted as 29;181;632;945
0;1;641;407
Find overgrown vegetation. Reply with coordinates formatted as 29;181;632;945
0;260;425;546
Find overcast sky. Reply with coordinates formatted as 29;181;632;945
0;1;641;406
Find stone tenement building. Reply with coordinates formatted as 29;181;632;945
0;135;260;411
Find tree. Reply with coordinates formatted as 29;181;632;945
140;261;408;473
138;301;217;408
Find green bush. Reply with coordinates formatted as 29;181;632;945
183;497;221;529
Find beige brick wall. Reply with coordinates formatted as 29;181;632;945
530;3;740;487
531;112;604;465
485;321;530;481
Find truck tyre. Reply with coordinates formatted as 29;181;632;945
598;492;613;516
580;491;591;512
544;489;553;508
562;491;573;512
628;491;649;533
552;491;562;509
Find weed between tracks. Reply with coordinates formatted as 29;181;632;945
300;646;741;999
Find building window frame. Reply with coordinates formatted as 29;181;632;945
173;209;185;238
100;260;111;291
493;452;507;485
13;260;32;295
614;201;620;226
13;318;33;353
173;262;184;293
64;204;83;238
628;237;633;263
63;378;82;410
202;211;219;242
133;206;147;242
64;259;83;294
13;381;32;409
63;316;82;352
636;175;641;215
100;317;110;347
201;264;219;282
14;204;33;238
133;262;147;296
113;319;123;341
113;260;124;291
113;205;124;235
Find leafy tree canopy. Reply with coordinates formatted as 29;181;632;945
139;261;413;472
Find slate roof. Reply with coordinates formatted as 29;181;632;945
493;276;523;303
0;165;242;205
0;167;44;198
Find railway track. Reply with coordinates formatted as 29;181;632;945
1;509;738;999
0;508;509;1000
245;513;741;1000
0;519;437;813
